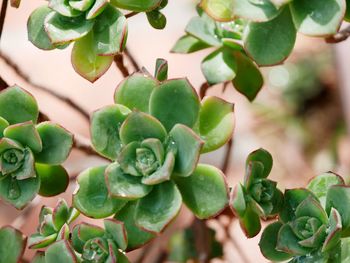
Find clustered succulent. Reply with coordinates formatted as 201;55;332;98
231;148;283;237
26;0;169;82
72;60;234;244
0;85;73;209
172;7;263;101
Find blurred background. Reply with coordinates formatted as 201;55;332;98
1;0;350;262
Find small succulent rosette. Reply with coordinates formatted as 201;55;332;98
0;225;26;263
172;7;263;101
230;148;283;237
73;59;234;249
31;218;129;263
27;0;168;82
0;85;73;209
259;172;350;262
28;199;79;250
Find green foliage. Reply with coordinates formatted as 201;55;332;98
72;60;233;235
0;85;72;209
230;148;283;237
259;173;350;262
172;8;263;101
0;226;26;263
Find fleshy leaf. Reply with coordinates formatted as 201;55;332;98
49;0;82;17
71;32;114;82
200;0;235;22
290;0;345;36
45;240;78;263
31;251;46;263
295;196;328;224
147;10;167;30
35;122;73;165
0;175;40;209
119;112;167;144
170;35;210;54
104;219;128;250
110;0;163;12
326;185;350;232
135;181;182;233
114;202;156;251
28;233;58;249
36;164;69;197
307;172;344;208
232;51;263;101
45;12;94;44
0;117;9;138
259;222;292;261
149;78;200;131
277;224;312;255
117;141;141;176
201;48;237;85
91;104;131;160
4;121;42;153
238;204;261;238
0;226;26;263
0;85;39;125
245;148;273;179
73;166;127;218
244;6;296;66
114;73;158;113
27;6;56;50
69;0;94;11
185;15;221;46
154;58;168;82
105;162;153;199
169;124;203;177
93;4;127;55
279;188;315;223
199;96;234;153
86;0;108;19
175;164;229;219
72;223;104;253
323;208;342;252
52;199;70;230
230;184;247;217
10;0;21;8
231;0;280;22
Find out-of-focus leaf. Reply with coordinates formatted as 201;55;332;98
110;0;163;12
0;226;26;263
146;10;167;29
200;0;235;22
171;35;210;54
36;164;69;197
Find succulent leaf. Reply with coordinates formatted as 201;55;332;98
0;226;26;263
154;58;168;82
49;0;82;17
200;0;235;22
36;164;69;197
45;240;78;263
86;0;108;19
170;34;210;54
104;219;128;250
109;0;163;12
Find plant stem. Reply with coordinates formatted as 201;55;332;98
326;25;350;43
114;54;130;77
199;82;210;99
193;218;211;263
125;11;138;19
125;48;140;71
0;52;90;120
222;139;233;173
0;0;8;43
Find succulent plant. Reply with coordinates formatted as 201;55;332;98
0;226;26;263
72;60;233;245
198;0;346;66
0;85;73;209
172;7;263;101
259;172;350;262
231;148;283;237
28;199;80;249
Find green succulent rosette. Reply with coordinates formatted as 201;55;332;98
0;85;73;209
172;7;263;101
28;199;80;250
0;226;27;263
198;0;345;66
259;172;350;262
73;60;233;249
230;148;283;237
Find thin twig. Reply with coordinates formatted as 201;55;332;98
125;11;138;19
326;25;350;43
0;0;8;43
193;218;211;263
199;82;210;99
222;139;233;173
124;48;140;71
0;52;90;120
114;54;130;77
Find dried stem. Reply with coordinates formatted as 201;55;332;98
199;82;210;99
125;48;140;71
114;54;130;77
326;25;350;43
0;52;90;121
0;0;8;43
125;11;138;19
222;139;233;173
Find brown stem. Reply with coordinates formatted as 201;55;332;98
199;82;210;99
114;54;130;77
222;139;233;173
124;48;140;71
193;218;211;263
0;52;90;120
0;0;8;43
125;11;138;19
326;25;350;43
